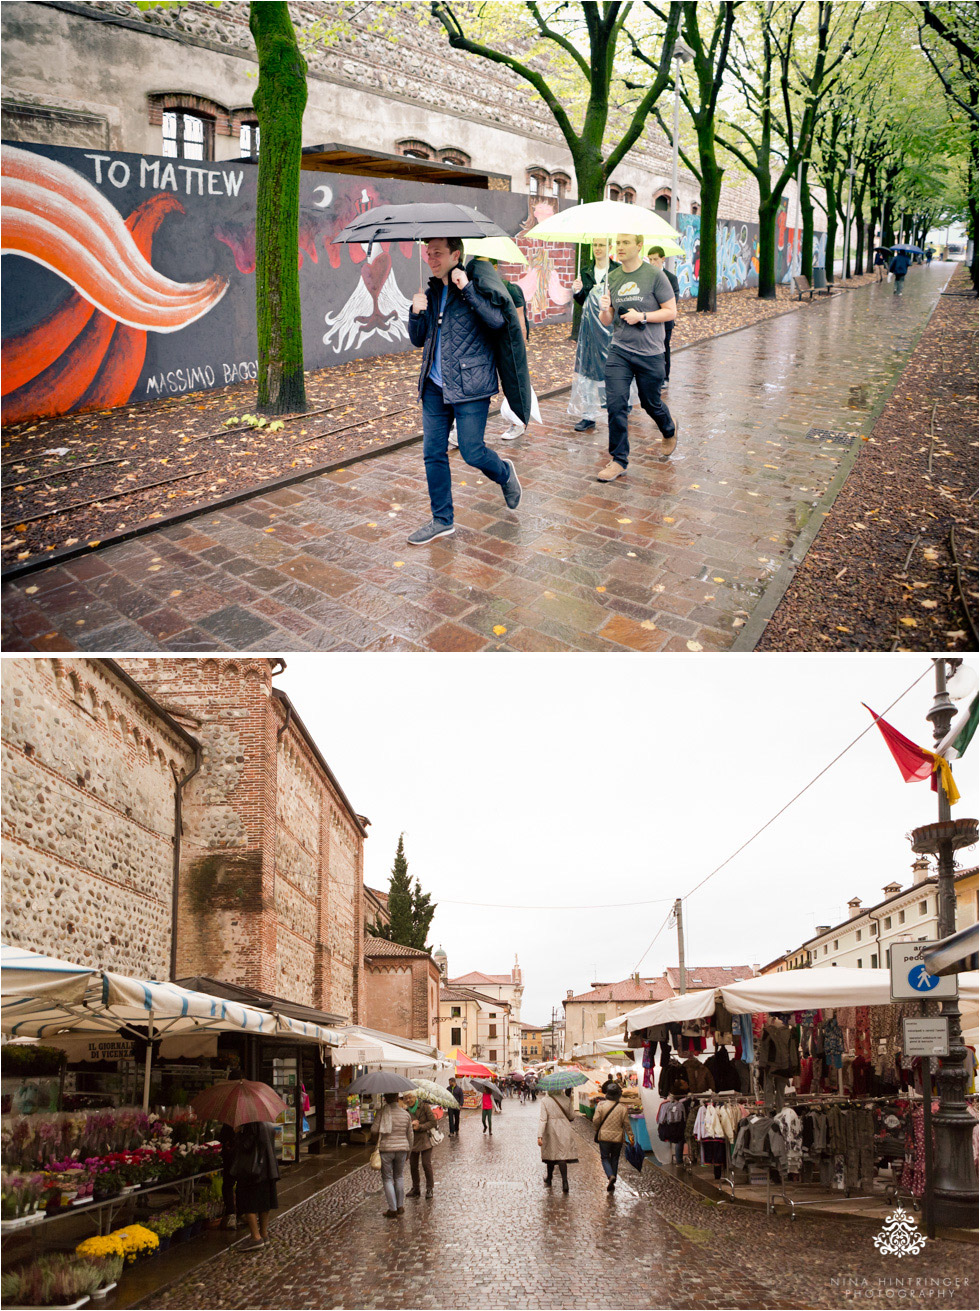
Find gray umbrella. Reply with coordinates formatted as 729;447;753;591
469;1078;503;1103
344;1070;417;1096
333;202;508;246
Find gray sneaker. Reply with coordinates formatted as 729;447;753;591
407;519;455;545
502;459;522;510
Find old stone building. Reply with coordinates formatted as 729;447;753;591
438;985;513;1068
0;0;763;219
444;956;524;1070
0;658;198;979
361;938;441;1047
1;657;369;1023
120;658;368;1021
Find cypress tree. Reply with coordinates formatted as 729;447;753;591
369;834;437;952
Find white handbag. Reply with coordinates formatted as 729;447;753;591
430;1128;444;1145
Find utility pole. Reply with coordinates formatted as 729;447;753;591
674;897;687;994
908;657;979;1228
842;152;856;280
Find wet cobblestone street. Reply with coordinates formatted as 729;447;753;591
140;1100;976;1311
1;266;952;654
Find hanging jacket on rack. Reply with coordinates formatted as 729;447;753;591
682;1056;715;1094
731;1057;753;1095
705;1046;741;1093
758;1020;800;1076
773;1107;803;1173
731;1114;777;1171
658;1060;690;1097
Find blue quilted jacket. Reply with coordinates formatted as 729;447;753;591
408;274;505;404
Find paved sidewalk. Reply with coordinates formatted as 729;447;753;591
1;266;950;653
143;1099;781;1311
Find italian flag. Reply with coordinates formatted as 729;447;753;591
863;704;961;805
937;694;979;762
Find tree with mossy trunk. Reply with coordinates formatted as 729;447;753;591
644;2;740;313
250;1;308;414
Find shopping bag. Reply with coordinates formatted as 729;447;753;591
369;1147;382;1170
887;272;894;282
501;392;542;428
430;1129;444;1145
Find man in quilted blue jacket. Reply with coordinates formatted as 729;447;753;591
407;236;523;545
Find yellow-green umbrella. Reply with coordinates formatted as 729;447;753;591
463;236;528;266
525;199;681;245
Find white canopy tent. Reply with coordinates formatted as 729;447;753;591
1;944;98;1010
338;1026;451;1076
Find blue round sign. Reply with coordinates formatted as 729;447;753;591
908;965;939;993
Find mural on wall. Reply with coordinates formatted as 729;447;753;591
1;145;229;426
1;142;827;426
672;206;825;300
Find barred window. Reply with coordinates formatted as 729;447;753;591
162;110;212;161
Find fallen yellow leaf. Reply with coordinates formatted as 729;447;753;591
686;640;703;652
899;618;918;628
493;625;507;636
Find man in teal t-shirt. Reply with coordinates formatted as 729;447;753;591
597;233;677;481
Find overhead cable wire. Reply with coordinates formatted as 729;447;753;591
682;665;932;905
435;896;676;911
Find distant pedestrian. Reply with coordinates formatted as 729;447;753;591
646;247;680;389
888;249;910;295
407;237;525;545
568;238;621;432
874;248;886;281
447;1079;463;1136
229;1117;280;1250
597;233;678;481
405;1094;439;1199
925;246;934;265
481;1089;496;1135
538;1089;578;1193
593;1083;630;1193
372;1092;414;1218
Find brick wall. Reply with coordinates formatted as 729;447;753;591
1;658;195;977
121;660;365;1019
363;963;414;1039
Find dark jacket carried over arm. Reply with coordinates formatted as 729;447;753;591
466;257;533;425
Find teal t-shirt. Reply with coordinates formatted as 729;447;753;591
608;262;674;356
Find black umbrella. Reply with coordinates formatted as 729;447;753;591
469;1078;503;1103
344;1070;417;1096
333;203;509;246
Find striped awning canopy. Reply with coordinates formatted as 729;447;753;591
1;946;344;1046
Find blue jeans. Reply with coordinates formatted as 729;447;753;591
380;1150;407;1211
604;346;674;470
599;1141;622;1179
421;380;507;525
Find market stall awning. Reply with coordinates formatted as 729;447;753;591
606;987;717;1031
719;967;978;1014
925;923;979;977
338;1026;447;1071
1;943;98;1007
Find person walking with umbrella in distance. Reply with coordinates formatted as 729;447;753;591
447;1077;464;1136
372;1091;415;1218
538;1088;578;1192
407;237;524;544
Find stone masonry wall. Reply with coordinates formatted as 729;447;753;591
121;658;279;992
363;963;414;1040
275;734;322;1007
0;658;195;977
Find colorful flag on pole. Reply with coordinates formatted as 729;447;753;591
863;704;961;805
938;694;978;762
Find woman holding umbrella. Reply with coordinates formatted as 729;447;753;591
405;1090;440;1198
538;1089;578;1192
372;1091;415;1218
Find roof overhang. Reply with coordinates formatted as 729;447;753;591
299;143;508;191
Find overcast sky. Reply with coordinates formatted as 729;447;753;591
279;654;978;1025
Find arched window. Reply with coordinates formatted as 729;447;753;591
607;183;622;201
653;189;671;215
526;167;548;196
396;138;436;160
620;187;636;204
148;93;229;160
239;121;260;162
551;172;571;200
690;200;700;216
439;148;471;168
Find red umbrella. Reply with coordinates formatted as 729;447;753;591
190;1079;288;1129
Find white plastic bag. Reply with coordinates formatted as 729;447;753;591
500;390;542;429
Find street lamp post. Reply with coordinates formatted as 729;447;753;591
911;657;980;1228
667;37;695;275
